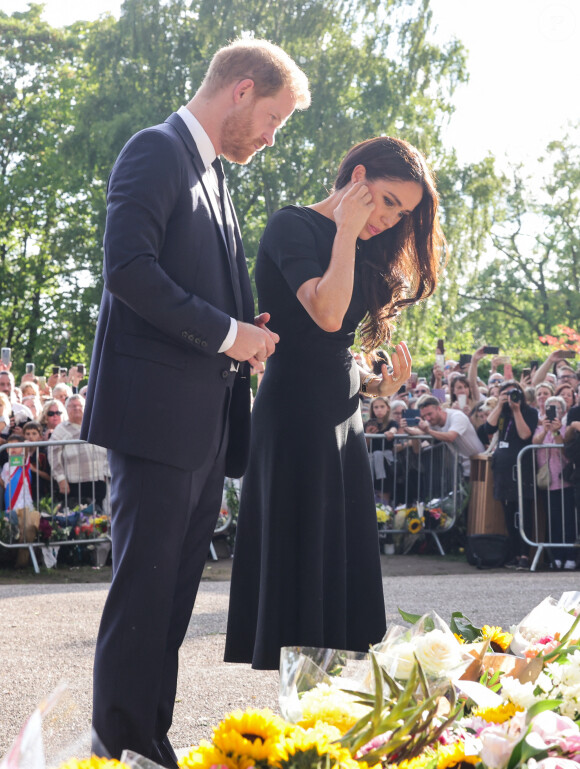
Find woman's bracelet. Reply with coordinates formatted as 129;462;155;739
360;373;382;396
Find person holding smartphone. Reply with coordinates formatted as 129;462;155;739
482;380;538;570
532;396;576;570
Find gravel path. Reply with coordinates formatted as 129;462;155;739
0;566;576;764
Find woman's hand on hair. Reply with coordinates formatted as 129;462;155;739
334;182;374;237
376;342;412;397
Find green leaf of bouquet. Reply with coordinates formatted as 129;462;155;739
524;698;563;723
398;608;422;624
449;611;482;642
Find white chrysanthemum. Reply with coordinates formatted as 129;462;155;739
534;671;555;694
500;676;540;709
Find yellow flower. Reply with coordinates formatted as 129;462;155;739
408;517;423;534
376;507;388;523
480;625;513;652
212;708;289;767
280;723;357;769
453;633;465;644
179;741;237;769
437;741;478;768
471;701;523;724
390;751;437;769
59;761;128;769
297;683;371;734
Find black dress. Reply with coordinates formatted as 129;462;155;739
224;206;386;670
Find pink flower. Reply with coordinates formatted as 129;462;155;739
529;711;579;749
530;759;580;769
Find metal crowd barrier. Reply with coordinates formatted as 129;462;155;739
0;439;111;573
366;433;466;555
516;443;580;572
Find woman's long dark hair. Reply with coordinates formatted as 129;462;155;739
334;137;446;350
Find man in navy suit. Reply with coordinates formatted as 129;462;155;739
81;39;310;768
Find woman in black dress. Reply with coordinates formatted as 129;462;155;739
224;137;445;670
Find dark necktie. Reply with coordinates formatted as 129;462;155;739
212;158;243;316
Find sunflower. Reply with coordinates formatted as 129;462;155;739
279;724;358;769
480;625;513;652
390;751;437;769
471;702;523;724
179;741;237;769
437;741;478;768
408;517;423;534
212;708;289;768
59;760;128;769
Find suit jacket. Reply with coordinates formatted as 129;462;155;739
81;113;254;476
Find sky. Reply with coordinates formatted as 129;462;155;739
2;0;579;171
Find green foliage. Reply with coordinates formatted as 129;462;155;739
1;0;577;380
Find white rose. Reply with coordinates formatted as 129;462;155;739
377;642;416;680
534;672;554;694
413;629;463;678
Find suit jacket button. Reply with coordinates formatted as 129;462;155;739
188;334;194;342
181;330;188;338
194;337;201;344
201;341;207;348
221;370;229;379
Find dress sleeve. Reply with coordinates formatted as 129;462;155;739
261;208;325;295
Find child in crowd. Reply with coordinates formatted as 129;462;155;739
0;434;34;513
23;421;51;499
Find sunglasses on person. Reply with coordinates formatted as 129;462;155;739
47;410;62;416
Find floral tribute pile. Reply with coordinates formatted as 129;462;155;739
3;593;580;769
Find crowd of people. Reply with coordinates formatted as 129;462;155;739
359;345;580;571
2;344;580;574
0;363;109;537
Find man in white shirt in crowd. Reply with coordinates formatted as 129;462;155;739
416;394;485;478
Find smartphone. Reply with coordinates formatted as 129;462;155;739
459;353;472;367
76;363;86;376
52;366;60;375
25;362;35;374
408;372;418;389
558;350;576;359
397;384;407;395
437;339;445;354
530;360;539;370
1;348;11;366
546;405;557;421
435;353;445;369
37;376;46;388
483;345;500;355
402;408;420;427
60;367;67;375
457;393;467;408
431;388;446;403
522;367;531;379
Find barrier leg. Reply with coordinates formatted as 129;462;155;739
530;545;543;573
429;532;445;556
209;541;218;561
28;545;40;574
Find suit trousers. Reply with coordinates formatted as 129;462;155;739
92;393;230;768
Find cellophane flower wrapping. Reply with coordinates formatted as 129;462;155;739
278;646;373;725
509;596;577;658
373;610;473;685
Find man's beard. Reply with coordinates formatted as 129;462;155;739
220;102;261;165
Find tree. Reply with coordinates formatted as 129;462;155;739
455;126;580;347
0;4;100;371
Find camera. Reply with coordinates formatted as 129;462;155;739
546;405;557;421
509;389;522;403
